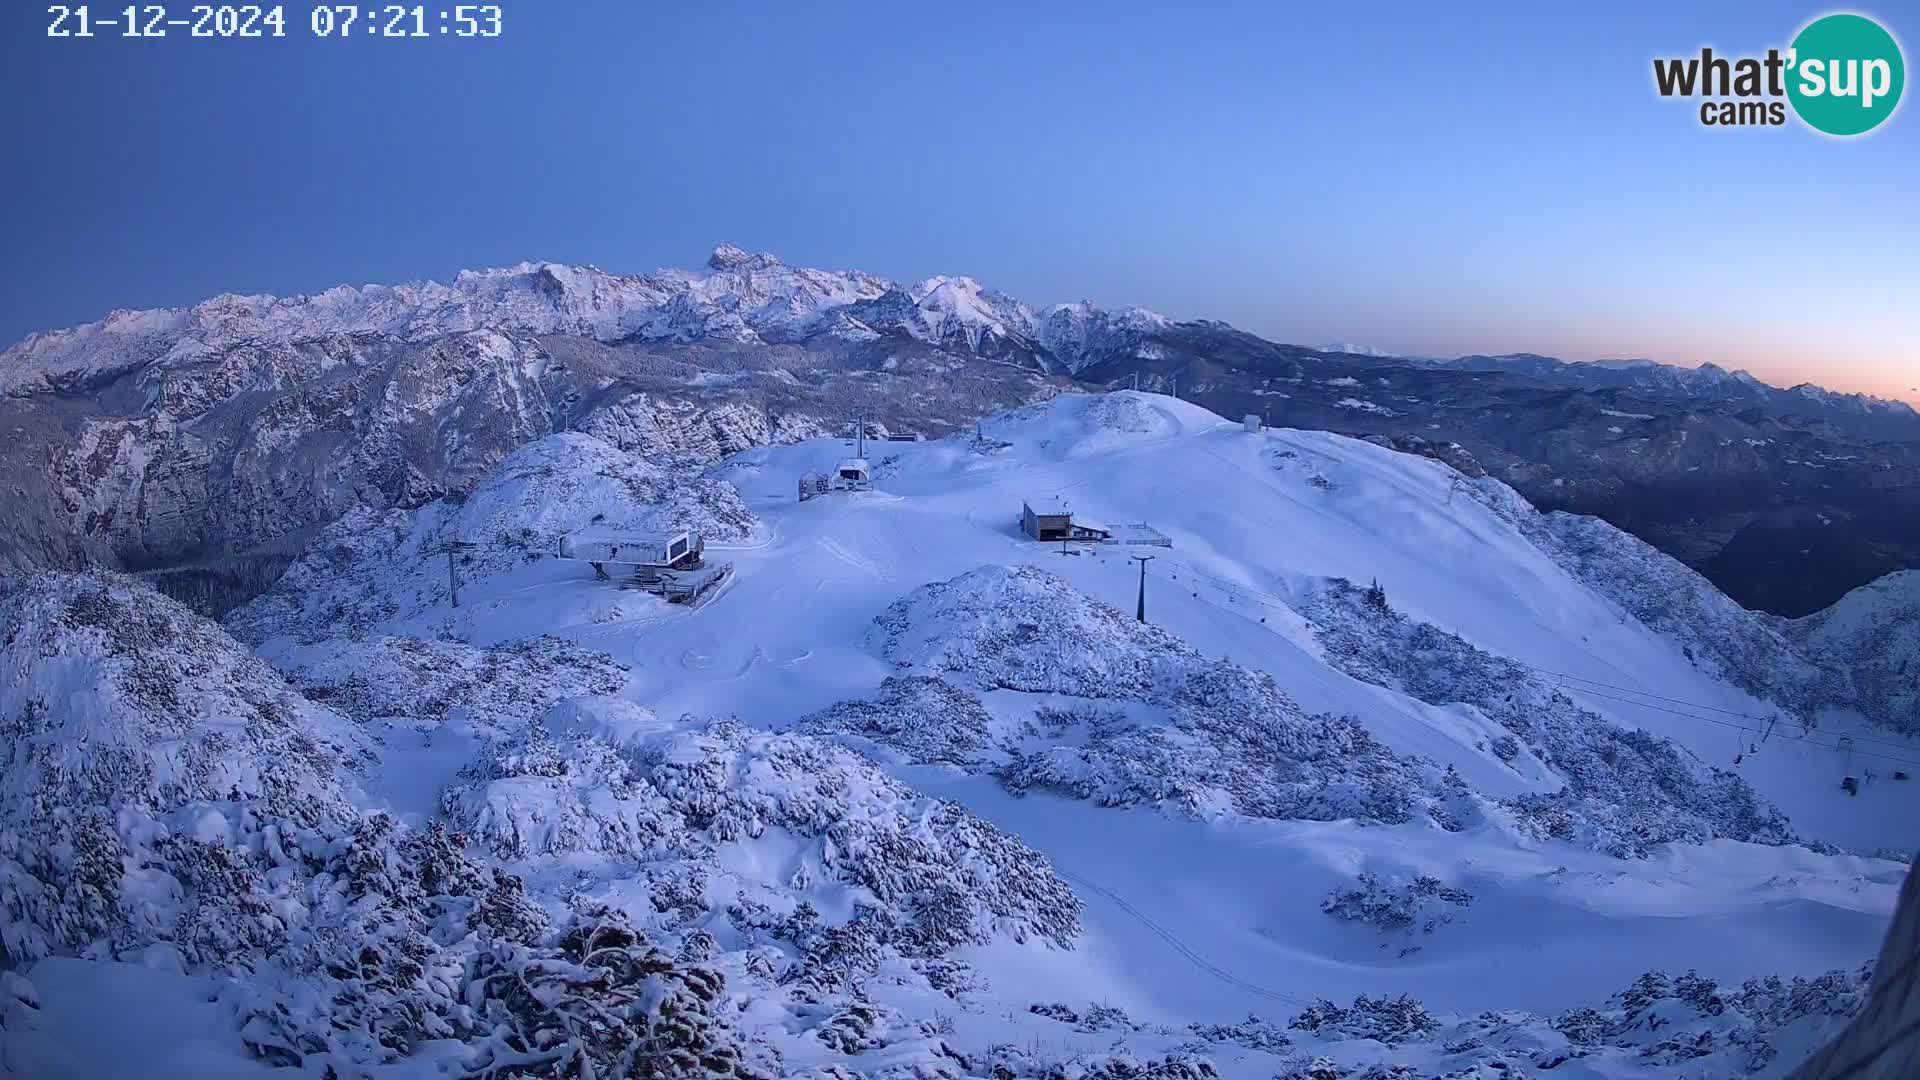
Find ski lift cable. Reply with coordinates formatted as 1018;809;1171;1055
1552;685;1920;769
1540;671;1919;753
1139;557;1920;761
451;529;1920;768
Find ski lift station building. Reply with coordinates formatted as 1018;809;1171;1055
835;457;871;491
797;458;872;501
557;528;705;571
1022;498;1112;542
554;527;733;606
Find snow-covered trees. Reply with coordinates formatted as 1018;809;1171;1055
1289;994;1440;1045
0;571;369;963
1791;570;1920;737
275;633;631;732
1506;504;1825;720
1215;963;1874;1080
863;565;1444;825
445;705;1082;973
1322;873;1474;936
800;676;993;765
0;573;784;1077
1306;577;1798;857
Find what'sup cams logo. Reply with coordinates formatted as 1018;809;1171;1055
1654;12;1904;135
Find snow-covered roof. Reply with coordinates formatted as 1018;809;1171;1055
565;527;690;546
1025;496;1071;515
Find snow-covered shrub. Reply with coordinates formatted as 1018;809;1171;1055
91;795;765;1077
787;904;900;997
995;706;1424;824
273;633;629;733
448;716;676;858
1305;577;1798;857
1322;872;1473;935
1026;1000;1140;1034
1549;964;1873;1074
0;971;61;1076
798;675;992;764
981;1045;1222;1079
810;1000;914;1054
1289;995;1440;1046
1271;1060;1423;1080
1257;960;1873;1079
1182;1013;1295;1054
460;908;772;1079
869;566;1445;826
873;564;1199;698
227;431;760;643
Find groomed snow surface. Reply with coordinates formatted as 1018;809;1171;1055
5;391;1916;1079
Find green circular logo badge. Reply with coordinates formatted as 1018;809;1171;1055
1787;13;1905;135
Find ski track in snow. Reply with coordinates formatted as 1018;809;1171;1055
1053;866;1316;1009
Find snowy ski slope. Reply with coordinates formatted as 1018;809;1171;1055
277;390;1917;1031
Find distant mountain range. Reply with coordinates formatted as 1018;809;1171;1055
1319;346;1917;435
3;244;1915;615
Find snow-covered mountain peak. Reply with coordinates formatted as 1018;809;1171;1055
1321;342;1400;358
0;248;1187;395
1788;382;1918;417
1033;301;1170;374
908;273;985;304
896;274;1035;346
705;241;781;271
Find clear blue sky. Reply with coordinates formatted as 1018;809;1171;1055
3;2;1915;400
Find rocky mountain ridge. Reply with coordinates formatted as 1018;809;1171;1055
3;245;1916;615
